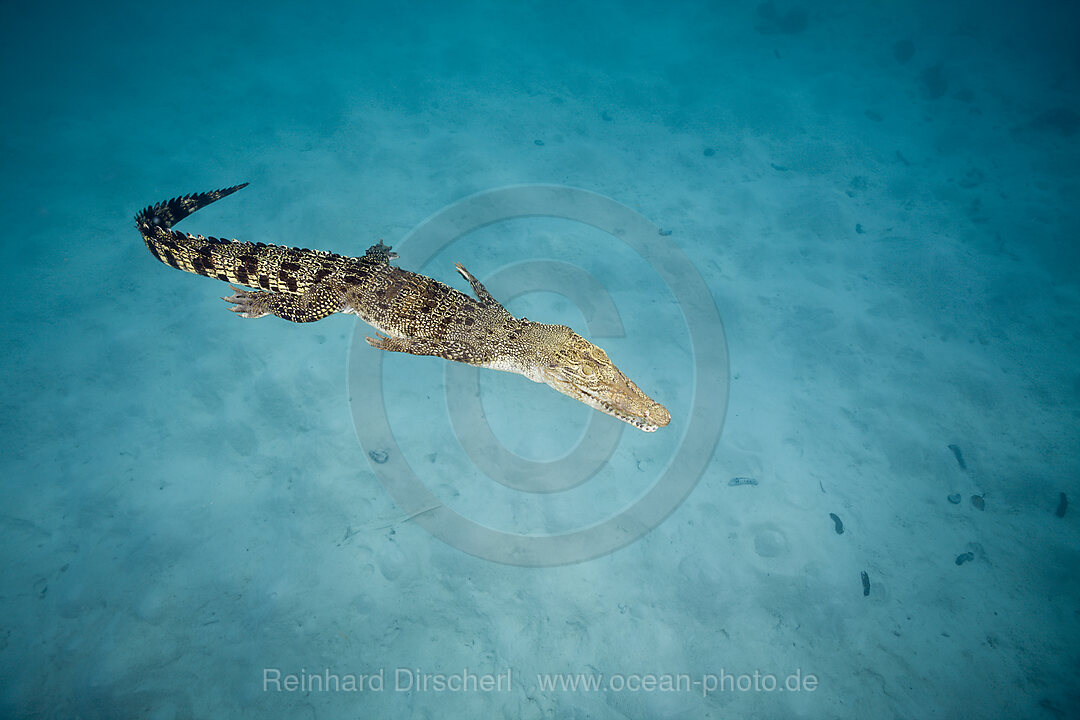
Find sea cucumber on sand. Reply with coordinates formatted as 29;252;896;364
829;513;844;534
860;571;870;596
971;494;985;511
955;552;975;566
728;477;758;487
1056;492;1068;518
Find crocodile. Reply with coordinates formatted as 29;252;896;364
135;184;670;431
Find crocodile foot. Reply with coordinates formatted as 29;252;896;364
365;333;396;351
222;285;272;318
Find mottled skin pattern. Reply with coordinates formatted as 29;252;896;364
135;185;670;431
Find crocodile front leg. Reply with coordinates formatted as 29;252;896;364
223;283;345;323
365;334;488;365
454;263;506;310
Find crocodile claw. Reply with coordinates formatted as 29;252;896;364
365;333;392;350
222;285;271;318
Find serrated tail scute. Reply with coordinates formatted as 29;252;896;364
134;183;249;231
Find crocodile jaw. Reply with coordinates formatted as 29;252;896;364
537;334;671;432
570;378;671;432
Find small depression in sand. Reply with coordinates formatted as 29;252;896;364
753;525;789;558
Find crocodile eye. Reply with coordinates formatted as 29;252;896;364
582;361;597;376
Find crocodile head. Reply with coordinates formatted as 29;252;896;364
528;324;671;432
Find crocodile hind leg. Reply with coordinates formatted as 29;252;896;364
366;334;486;365
223;283;344;323
364;240;399;264
454;263;506;311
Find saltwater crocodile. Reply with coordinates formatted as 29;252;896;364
135;184;670;431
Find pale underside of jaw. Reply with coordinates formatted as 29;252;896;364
578;387;661;432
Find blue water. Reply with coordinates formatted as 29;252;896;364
2;1;1078;717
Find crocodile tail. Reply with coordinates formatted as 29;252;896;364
135;183;347;295
134;183;249;231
